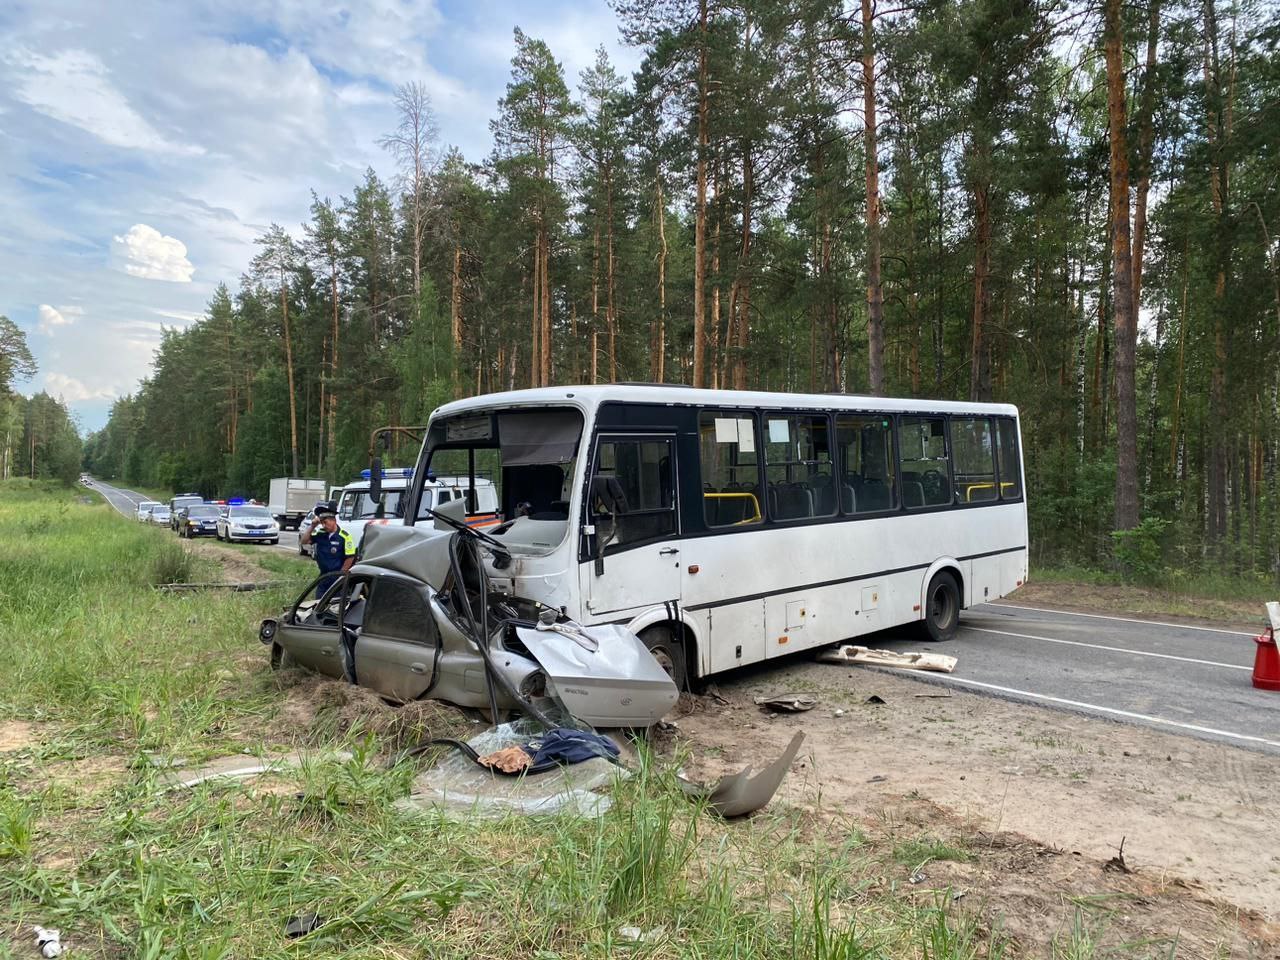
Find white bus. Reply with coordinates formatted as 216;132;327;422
404;385;1027;688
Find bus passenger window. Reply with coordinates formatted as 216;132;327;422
835;415;896;513
899;417;951;508
591;438;676;550
764;414;834;520
951;418;997;503
698;412;762;527
996;419;1022;499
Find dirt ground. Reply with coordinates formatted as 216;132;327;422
185;538;280;584
670;663;1280;954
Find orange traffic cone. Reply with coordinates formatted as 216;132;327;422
1253;630;1280;691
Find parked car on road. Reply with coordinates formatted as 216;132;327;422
148;505;172;526
177;503;220;538
135;501;161;522
168;494;203;531
216;504;280;544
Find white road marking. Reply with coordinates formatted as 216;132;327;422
961;625;1252;672
934;676;1280;750
983;602;1257;637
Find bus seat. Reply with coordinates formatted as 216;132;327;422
860;479;891;511
808;474;836;515
774;482;812;520
841;485;857;513
902;481;925;508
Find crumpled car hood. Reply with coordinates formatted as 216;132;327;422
516;623;678;727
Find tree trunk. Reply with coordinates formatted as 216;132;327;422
541;222;552;385
692;0;709;388
969;171;992;402
656;178;667;383
1106;0;1139;531
606;166;618;382
530;231;542;388
1204;0;1230;544
862;0;885;396
1131;0;1160;319
279;274;300;476
451;243;463;398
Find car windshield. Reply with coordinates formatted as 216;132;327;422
339;490;403;520
230;506;273;519
187;506;218;518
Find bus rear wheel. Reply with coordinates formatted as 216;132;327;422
918;571;960;642
642;625;688;692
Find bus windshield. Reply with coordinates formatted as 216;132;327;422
418;407;583;545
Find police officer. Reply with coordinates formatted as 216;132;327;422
300;501;355;596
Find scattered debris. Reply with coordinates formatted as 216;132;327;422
866;694;887;705
703;684;730;705
477;746;532;774
914;692;953;699
833;709;846;718
909;870;928;885
617;926;664;943
33;926;62;958
284;912;324;938
397;723;620;820
682;732;804;818
753;693;817;713
818;645;957;673
868;774;888;783
152;749;353;791
1104;836;1132;874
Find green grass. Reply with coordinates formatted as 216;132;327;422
0;482;1148;958
1033;563;1279;604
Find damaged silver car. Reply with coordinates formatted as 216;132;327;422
260;502;679;728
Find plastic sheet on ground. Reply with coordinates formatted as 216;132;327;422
395;720;623;820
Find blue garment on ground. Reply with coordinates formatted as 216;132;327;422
524;728;620;767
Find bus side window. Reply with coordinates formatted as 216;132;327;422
591;438;677;550
835;415;896;513
698;411;763;527
951;417;997;503
899;417;951;508
996;419;1022;500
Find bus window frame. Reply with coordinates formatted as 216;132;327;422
993;416;1024;503
834;411;900;518
948;415;999;508
698;409;765;532
586;432;682;557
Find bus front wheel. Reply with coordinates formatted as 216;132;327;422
919;571;960;642
642;625;688;692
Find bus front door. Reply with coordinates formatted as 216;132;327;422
581;435;682;619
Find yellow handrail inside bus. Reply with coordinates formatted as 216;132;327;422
961;481;1018;502
704;492;762;524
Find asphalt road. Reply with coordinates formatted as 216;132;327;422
86;478;306;557
85;476;1280;755
863;602;1280;756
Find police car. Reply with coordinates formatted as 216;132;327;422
216;503;280;544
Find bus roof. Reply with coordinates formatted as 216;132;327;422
431;384;1019;420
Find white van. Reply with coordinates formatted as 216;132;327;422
337;469;498;548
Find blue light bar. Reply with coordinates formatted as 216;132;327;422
358;467;414;480
228;497;245;505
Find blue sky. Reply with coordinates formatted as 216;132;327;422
0;0;639;431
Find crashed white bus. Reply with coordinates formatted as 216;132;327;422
403;385;1028;690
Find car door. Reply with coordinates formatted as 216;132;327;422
274;576;362;679
352;575;439;702
580;434;682;618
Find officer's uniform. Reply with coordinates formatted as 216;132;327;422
312;524;356;597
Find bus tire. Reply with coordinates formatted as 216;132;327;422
918;571;960;642
641;625;688;692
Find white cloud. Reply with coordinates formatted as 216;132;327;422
9;48;204;156
149;308;203;324
44;372;117;403
37;303;80;334
111;224;196;282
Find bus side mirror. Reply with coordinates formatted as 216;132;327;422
369;457;382;501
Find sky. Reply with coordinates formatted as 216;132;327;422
0;0;640;432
